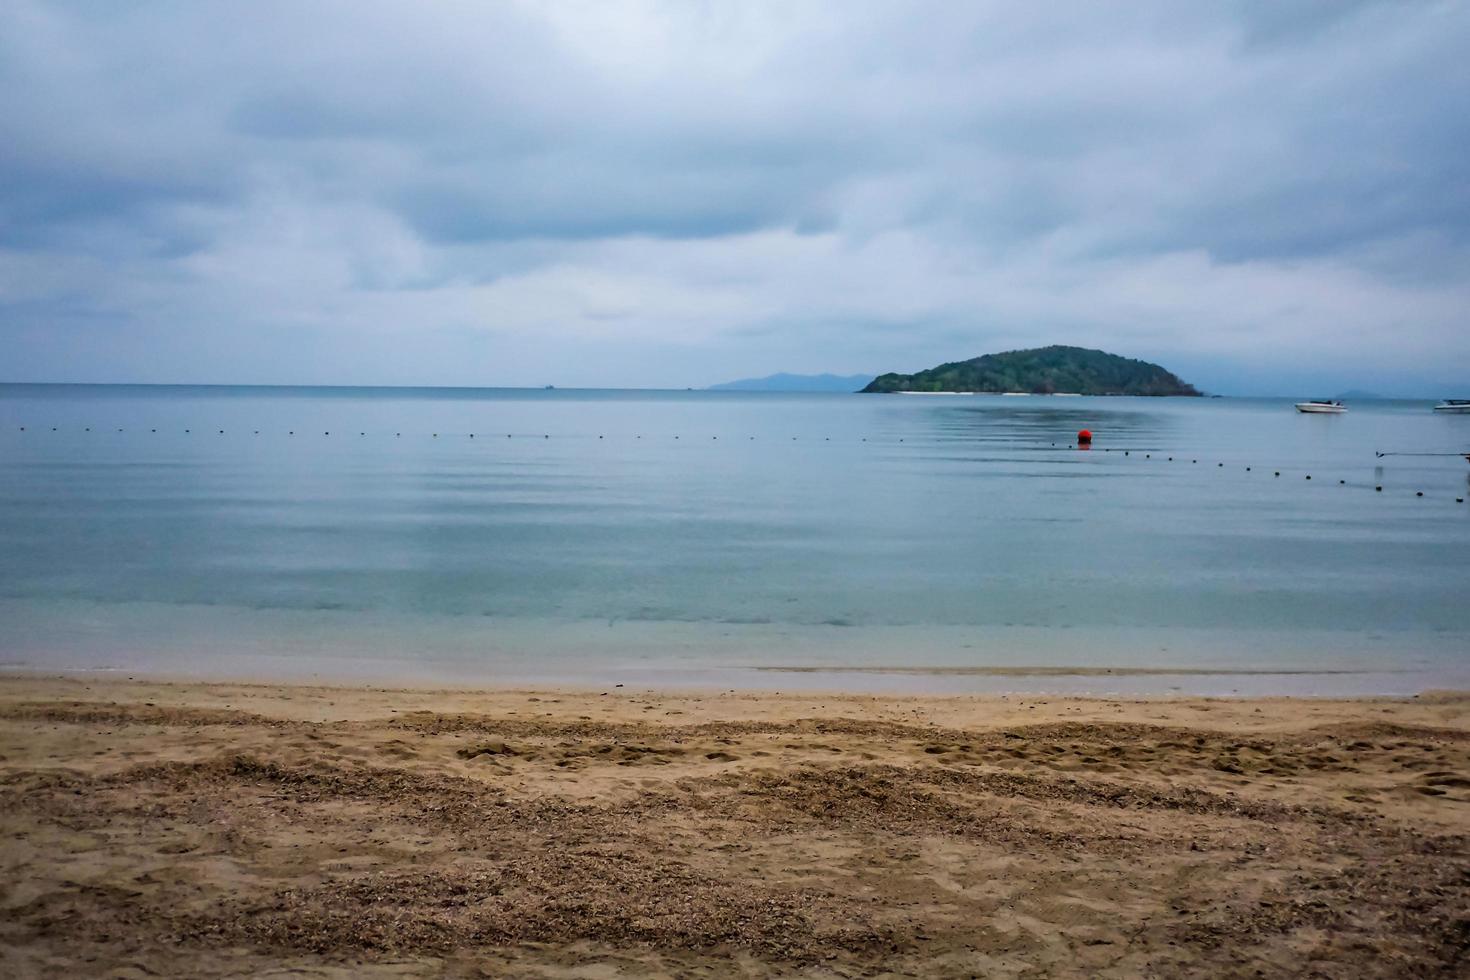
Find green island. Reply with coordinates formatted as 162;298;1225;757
861;345;1201;396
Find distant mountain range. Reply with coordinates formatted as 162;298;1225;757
862;345;1201;396
708;372;875;392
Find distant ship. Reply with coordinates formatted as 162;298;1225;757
1295;400;1346;414
1433;399;1470;413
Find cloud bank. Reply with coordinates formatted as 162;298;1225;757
2;0;1467;394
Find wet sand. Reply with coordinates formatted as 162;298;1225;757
1;675;1467;978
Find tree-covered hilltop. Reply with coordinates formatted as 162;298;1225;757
861;345;1201;396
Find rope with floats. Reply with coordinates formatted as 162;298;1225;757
12;424;1470;455
1375;451;1470;458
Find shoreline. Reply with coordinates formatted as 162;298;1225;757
0;663;1455;702
7;599;1470;700
749;664;1383;676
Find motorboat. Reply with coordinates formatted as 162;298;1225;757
1295;400;1346;414
1433;399;1470;413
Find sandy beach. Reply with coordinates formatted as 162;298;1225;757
1;675;1467;978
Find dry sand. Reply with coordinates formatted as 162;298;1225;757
1;674;1467;978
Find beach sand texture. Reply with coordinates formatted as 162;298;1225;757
1;676;1467;978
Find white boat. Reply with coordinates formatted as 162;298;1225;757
1295;400;1346;414
1433;399;1470;413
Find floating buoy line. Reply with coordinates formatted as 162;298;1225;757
1376;451;1470;458
9;424;1468;503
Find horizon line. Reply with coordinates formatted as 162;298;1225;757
0;380;1451;400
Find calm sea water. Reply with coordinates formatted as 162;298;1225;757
1;384;1467;694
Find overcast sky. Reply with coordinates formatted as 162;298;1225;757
2;1;1467;394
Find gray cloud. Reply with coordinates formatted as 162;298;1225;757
1;0;1467;394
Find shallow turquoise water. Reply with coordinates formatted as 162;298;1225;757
1;384;1467;693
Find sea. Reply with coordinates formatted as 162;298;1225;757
1;384;1467;696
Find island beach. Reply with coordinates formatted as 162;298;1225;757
2;675;1467;978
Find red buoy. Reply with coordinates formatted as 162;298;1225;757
1077;429;1092;445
